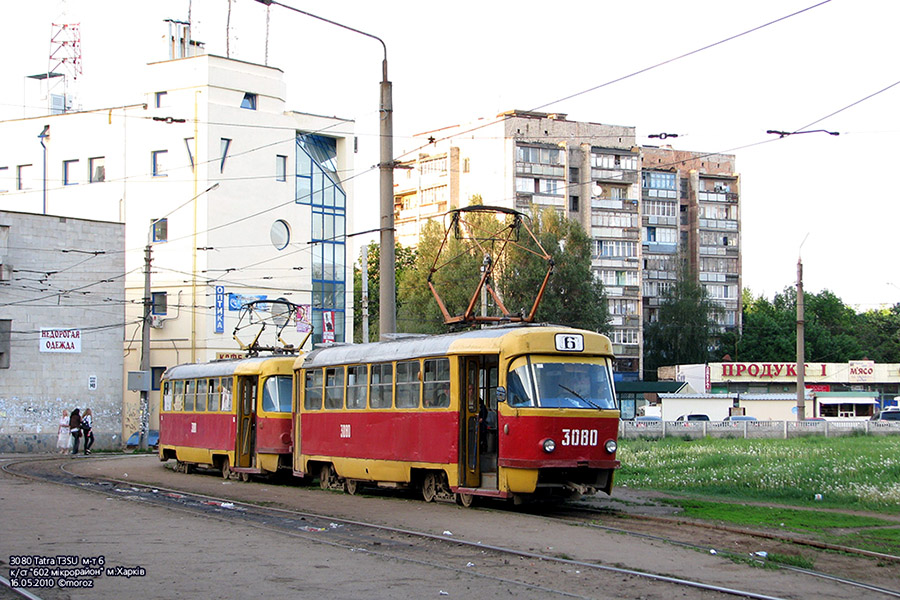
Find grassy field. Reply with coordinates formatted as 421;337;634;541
615;436;900;556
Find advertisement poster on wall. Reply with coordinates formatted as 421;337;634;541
322;310;335;343
296;304;311;333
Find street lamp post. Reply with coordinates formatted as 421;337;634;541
253;0;396;336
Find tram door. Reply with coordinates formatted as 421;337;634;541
235;376;258;468
461;358;481;487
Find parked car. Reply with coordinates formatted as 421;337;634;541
675;414;709;422
635;415;662;422
873;409;900;422
724;415;757;421
125;429;159;449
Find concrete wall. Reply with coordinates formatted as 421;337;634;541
0;211;125;452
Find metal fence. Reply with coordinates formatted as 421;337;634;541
619;419;900;440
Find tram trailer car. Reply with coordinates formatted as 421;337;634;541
293;324;620;505
158;356;296;478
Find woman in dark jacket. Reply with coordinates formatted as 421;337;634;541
81;408;94;455
69;408;82;455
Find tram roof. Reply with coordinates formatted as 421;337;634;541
299;324;606;368
163;355;294;380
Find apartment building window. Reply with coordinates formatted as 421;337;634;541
592;213;637;228
151;150;167;177
569;167;579;183
516;146;562;166
700;204;738;220
241;93;257;110
700;257;738;273
220;138;232;173
592;153;637;170
0;319;10;369
644;226;677;244
610;299;637;315
276;155;287;181
62;160;79;185
152;218;168;243
595;240;636;258
641;171;676;190
17;164;32;190
89;157;105;183
0;167;7;193
184;138;194;168
611;329;639;345
420;157;447;175
598;270;638;287
151;291;168;316
569;196;579;212
644;200;676;217
540;179;562;195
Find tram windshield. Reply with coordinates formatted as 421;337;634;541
506;356;616;410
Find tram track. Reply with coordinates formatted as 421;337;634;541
1;455;786;600
4;454;897;600
534;503;900;598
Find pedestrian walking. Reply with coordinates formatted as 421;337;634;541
69;408;82;455
81;408;94;455
56;409;72;454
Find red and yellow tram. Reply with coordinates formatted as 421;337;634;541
293;324;620;504
158;356;295;478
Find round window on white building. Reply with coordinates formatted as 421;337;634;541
270;219;290;250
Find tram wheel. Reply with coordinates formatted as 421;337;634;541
319;464;338;491
240;472;251;483
221;457;231;479
344;479;359;495
455;492;475;508
422;473;438;502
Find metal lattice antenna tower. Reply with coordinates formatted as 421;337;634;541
48;22;82;113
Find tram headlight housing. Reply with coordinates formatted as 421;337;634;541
604;439;618;454
542;438;556;453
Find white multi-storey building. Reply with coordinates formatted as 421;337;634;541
0;54;354;437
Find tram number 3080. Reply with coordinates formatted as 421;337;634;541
561;428;598;446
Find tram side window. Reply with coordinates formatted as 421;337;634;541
195;378;207;412
346;365;367;409
396;360;421;408
206;378;220;412
324;368;345;410
423;358;451;408
163;381;173;411
263;375;293;412
184;379;195;411
174;380;185;411
370;363;393;409
220;378;233;411
304;369;323;410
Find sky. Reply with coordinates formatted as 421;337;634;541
2;0;898;311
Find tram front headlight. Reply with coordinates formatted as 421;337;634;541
604;439;618;454
542;438;556;453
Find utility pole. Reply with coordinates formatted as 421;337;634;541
796;257;805;421
252;0;396;338
139;243;152;450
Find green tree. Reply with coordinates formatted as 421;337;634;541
352;242;416;342
856;304;900;362
498;206;609;332
643;264;719;378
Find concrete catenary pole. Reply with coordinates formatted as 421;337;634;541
796;257;805;421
